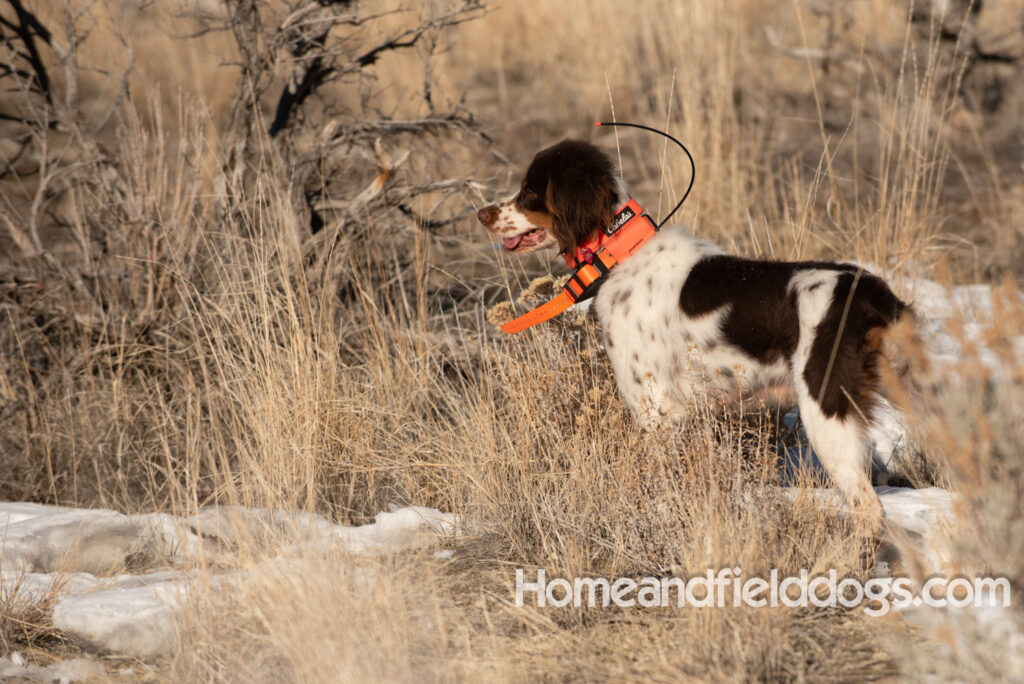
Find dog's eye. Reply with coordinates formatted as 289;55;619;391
516;189;537;208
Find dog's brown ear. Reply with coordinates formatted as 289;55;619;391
545;170;616;256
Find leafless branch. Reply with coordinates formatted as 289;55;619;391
0;0;54;103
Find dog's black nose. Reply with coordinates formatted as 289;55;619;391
477;206;497;226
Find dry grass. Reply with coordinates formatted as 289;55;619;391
0;574;74;658
1;0;1022;680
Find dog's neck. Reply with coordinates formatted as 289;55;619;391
558;180;631;267
502;197;656;334
563;191;648;270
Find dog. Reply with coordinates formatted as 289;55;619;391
477;139;915;532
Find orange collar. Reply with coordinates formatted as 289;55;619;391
501;199;658;334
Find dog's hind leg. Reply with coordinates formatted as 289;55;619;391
795;391;883;538
791;270;894;542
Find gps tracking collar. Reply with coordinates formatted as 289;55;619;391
499;198;657;333
500;121;696;334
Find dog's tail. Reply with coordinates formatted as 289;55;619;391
871;306;926;410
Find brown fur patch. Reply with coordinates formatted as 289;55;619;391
518;140;620;255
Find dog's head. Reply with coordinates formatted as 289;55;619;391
477;139;624;257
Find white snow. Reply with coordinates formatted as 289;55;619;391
899;587;1024;675
784;485;956;545
873;486;956;537
335;506;459;553
0;502;460;660
51;571;188;661
782;484;960;573
0;505;203;574
187;505;343;546
909;277;1024;369
0;501;74;526
0;653;105;682
1;570;101;603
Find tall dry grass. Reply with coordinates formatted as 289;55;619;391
1;0;1022;680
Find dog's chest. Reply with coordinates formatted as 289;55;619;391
594;226;716;335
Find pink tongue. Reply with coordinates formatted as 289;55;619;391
503;235;524;250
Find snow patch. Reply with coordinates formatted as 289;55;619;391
0;502;459;661
873;486;955;536
0;653;105;683
51;571;188;661
910;277;1024;370
336;506;459;554
0;505;203;574
784;486;958;571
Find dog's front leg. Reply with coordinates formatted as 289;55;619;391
604;342;685;431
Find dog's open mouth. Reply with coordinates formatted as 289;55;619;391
503;227;546;251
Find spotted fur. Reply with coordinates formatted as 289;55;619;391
478;139;913;530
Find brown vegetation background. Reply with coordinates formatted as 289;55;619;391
1;0;1022;680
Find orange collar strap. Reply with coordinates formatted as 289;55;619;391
501;199;658;334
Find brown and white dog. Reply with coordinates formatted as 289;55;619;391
478;139;914;531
